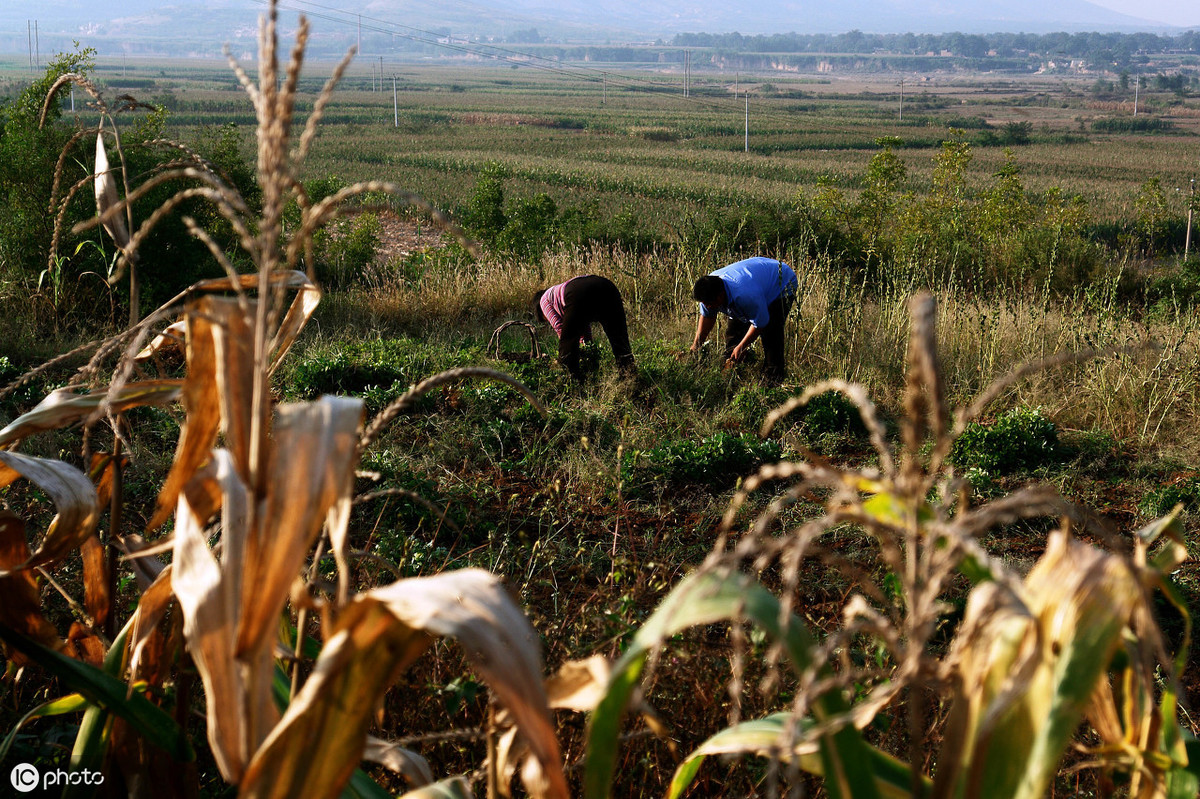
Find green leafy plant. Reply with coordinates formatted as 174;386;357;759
950;406;1061;474
584;294;1198;799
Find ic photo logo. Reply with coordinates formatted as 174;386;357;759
10;763;39;793
10;762;105;792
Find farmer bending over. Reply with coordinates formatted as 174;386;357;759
534;275;636;380
685;256;798;382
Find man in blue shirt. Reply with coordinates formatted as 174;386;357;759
685;257;798;381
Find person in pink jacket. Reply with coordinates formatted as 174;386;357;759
533;275;636;380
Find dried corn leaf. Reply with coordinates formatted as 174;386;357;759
0;382;183;449
235;397;362;656
94;126;131;252
206;296;258;483
146;302;222;532
0;511;64;661
369;569;568;799
239;599;434;799
68;621;106;667
80;534;110;630
173;454;250;782
129;565;174;681
941;530;1140;799
184;271;319;374
546;655;611;713
364;736;434;787
89;452;127;510
117;533;167;590
0;452;99;573
267;274;321;375
134;319;188;362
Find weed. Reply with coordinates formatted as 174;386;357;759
950;406;1062;474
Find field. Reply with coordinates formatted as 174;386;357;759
1;35;1200;798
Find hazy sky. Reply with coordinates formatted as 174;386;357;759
1087;0;1200;26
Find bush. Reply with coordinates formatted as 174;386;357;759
312;213;382;290
950;406;1061;474
799;389;869;440
622;431;782;495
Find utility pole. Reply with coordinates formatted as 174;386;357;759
358;15;362;54
380;56;383;92
735;71;738;98
602;73;606;104
1134;74;1139;116
684;50;689;98
1186;177;1195;262
393;74;398;127
899;78;904;121
35;20;39;68
744;94;749;152
27;20;32;72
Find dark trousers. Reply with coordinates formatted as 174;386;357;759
559;276;635;379
722;293;793;381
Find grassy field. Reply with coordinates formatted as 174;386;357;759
2;44;1200;796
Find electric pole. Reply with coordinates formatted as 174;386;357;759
393;75;398;127
1186;177;1195;262
744;94;749;152
899;78;904;121
1134;74;1139;117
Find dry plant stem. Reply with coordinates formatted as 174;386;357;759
48;126;93;213
37;566;109;648
39;73;109;129
106;434;123;640
290;536;326;700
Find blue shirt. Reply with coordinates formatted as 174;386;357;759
699;257;797;328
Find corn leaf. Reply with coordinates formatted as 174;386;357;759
943;532;1139;799
239;599;434;799
364;735;434;787
94;126;131;251
0;452;99;573
369;569;568;799
668;713;925;799
0;511;64;658
235;396;363;656
0;382;183;448
583;569;879;799
173;450;252;782
0;692;88;763
0;623;192;763
146;303;222;532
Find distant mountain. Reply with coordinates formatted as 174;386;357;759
1;0;1189;60
472;0;1167;36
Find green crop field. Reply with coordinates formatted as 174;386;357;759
2;32;1200;798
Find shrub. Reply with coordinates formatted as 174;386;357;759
622;431;782;494
312;213;382;290
950;406;1061;474
798;389;869;440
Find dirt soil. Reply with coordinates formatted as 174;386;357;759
373;210;450;265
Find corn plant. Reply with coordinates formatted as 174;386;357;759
0;3;569;796
583;293;1198;798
